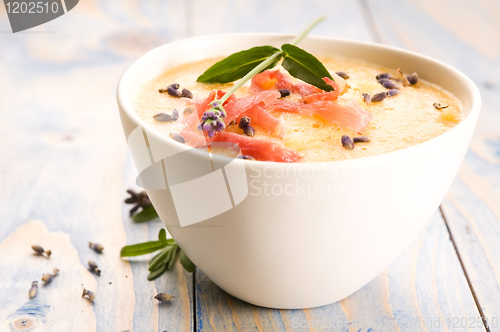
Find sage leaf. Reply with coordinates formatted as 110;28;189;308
179;250;196;273
148;261;168;281
132;205;159;222
281;43;333;91
120;240;165;257
197;46;281;83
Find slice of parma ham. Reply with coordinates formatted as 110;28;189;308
210;132;301;163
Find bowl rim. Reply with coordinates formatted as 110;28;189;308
116;33;481;168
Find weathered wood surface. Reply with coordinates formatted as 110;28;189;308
0;0;495;331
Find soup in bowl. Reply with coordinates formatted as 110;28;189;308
117;34;480;309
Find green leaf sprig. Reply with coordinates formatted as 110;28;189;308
195;16;333;138
120;229;195;280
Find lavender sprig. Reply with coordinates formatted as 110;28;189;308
198;101;227;138
197;16;326;138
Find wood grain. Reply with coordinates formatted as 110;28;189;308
366;0;500;329
0;0;193;331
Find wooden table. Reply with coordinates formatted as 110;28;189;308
1;0;499;331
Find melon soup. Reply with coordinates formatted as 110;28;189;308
117;34;480;308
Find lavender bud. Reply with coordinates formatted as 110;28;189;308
278;89;291;98
362;93;371;104
89;242;104;253
181;89;193;99
407;72;418;85
244;125;255;137
88;261;101;275
387;89;399;97
341;135;354;150
82;289;95;301
239;116;251;129
153;113;174;122
172;109;179;121
166;86;182;97
335;71;349;79
29;281;38;298
183;107;194;116
353;136;371;143
376;73;393;80
378;78;400;90
237;155;255;160
154;293;174;302
32;245;44;254
170;132;185;144
371;92;387;102
42;273;53;283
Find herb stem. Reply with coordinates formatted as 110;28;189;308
290;15;326;46
218;16;325;104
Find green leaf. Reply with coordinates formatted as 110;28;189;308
281;43;333;91
179;250;196;273
132;205;159;222
148;247;170;271
158;228;168;245
197;46;281;83
148;261;168;281
120;240;165;257
167;246;180;270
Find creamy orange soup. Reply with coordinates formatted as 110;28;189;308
134;56;463;162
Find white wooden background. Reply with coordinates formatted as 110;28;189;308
1;0;499;331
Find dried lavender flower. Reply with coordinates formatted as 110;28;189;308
154;293;174;302
387;89;399;97
124;189;152;217
183;107;194;116
406;72;418;85
29;281;38;298
89;242;104;253
244;125;255;137
153;111;179;122
170;132;185;144
376;73;393;80
362;93;371;104
181;88;193;99
353;136;371;143
31;245;44;254
341;135;354;150
198;101;227;138
371;92;387;102
378;78;400;90
278;89;291;98
239;116;251;129
41;273;53;284
32;245;51;258
237;155;255;160
335;71;349;79
82;288;95;301
88;261;101;275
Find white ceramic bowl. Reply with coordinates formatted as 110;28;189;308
117;34;480;309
